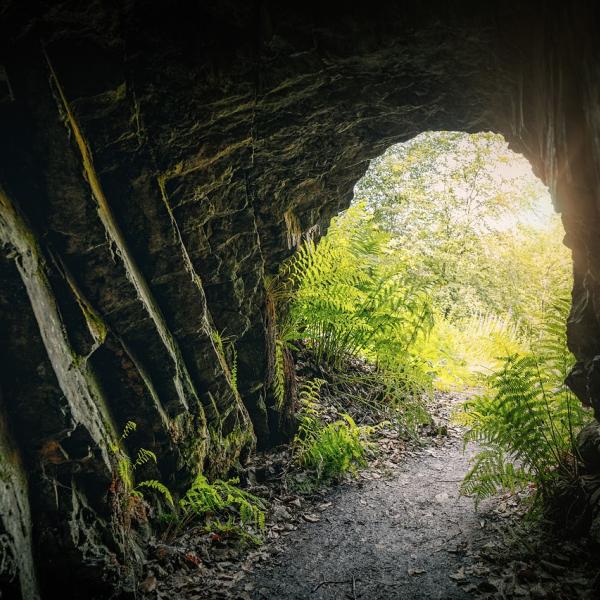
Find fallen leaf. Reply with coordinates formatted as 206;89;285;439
302;513;320;523
139;575;157;593
450;567;466;581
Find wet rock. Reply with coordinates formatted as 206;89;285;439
577;421;600;471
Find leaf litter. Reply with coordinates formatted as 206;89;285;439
139;384;600;599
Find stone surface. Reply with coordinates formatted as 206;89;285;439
0;2;600;598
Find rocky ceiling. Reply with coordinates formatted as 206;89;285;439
1;2;600;598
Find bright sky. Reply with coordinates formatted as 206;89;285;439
494;195;555;231
483;150;555;231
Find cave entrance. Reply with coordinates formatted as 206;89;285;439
263;131;593;597
350;130;571;391
284;129;581;505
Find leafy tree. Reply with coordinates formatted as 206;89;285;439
355;131;557;321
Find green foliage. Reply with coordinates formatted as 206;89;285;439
357;131;556;322
135;480;174;507
293;380;376;482
348;131;571;388
459;297;590;505
110;420;174;508
211;330;239;395
334;369;431;439
110;426;266;546
273;338;286;409
264;274;299;411
177;473;266;544
459;449;530;500
281;204;434;398
416;312;523;390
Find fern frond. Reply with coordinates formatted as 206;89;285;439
133;447;157;469
461;294;590;504
136;480;174;507
121;420;137;440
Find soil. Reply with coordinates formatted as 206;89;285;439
144;393;600;600
242;430;484;599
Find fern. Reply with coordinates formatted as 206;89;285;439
136;480;174;507
460;296;590;505
178;473;266;541
133;448;157;468
281;205;434;372
211;330;239;395
293;379;376;482
230;344;238;394
461;449;529;505
122;420;137;438
109;421;174;508
116;455;134;491
273;339;286;409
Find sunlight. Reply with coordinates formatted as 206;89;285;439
357;131;556;235
348;130;571;388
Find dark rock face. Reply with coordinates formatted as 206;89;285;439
1;2;600;598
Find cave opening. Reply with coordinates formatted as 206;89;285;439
256;131;594;597
348;130;571;390
282;128;579;499
3;3;600;599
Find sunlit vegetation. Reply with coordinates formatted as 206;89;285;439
278;130;590;507
459;297;588;506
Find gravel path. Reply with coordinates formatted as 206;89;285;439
151;394;598;600
242;433;485;599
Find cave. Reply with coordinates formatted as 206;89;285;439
1;2;600;598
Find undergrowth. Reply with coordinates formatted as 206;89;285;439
110;422;266;547
459;296;590;509
268;206;434;440
110;421;174;513
292;379;378;486
168;473;266;545
278;204;433;390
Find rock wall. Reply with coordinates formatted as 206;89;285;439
1;2;599;598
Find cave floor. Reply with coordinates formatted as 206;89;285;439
240;422;486;599
149;394;599;599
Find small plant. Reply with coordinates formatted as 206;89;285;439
169;473;266;545
293;379;376;483
211;330;239;395
110;421;173;509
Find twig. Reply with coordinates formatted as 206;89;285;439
352;574;357;599
311;579;352;593
433;529;464;552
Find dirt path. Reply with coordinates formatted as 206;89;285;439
240;430;484;599
149;393;597;599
